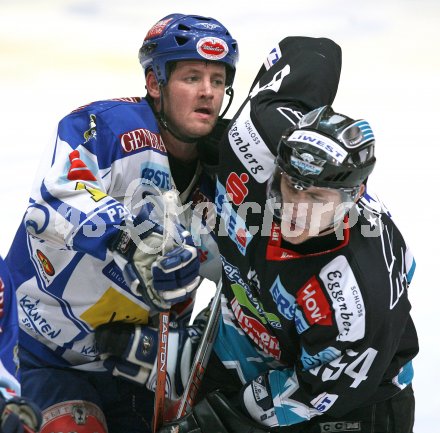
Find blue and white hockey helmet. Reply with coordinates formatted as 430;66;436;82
139;13;239;87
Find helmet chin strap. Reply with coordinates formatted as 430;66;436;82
219;87;234;119
315;223;339;237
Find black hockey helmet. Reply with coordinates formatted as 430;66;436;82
275;105;376;189
267;106;376;233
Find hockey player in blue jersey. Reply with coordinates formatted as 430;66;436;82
157;38;418;433
0;256;41;433
5;13;238;433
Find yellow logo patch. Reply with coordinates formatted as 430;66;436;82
80;287;149;329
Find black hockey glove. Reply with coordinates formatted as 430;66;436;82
109;196;200;312
157;390;271;433
0;396;42;433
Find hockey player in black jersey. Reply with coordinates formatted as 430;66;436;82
158;37;417;433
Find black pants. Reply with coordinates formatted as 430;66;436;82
201;354;415;433
286;385;415;433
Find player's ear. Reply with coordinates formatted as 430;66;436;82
145;70;160;99
355;184;366;202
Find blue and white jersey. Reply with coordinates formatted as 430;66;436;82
6;97;220;370
0;256;20;400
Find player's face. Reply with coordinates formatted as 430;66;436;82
162;60;226;138
279;173;344;244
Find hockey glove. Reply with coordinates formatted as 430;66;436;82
186;305;210;345
110;199;200;312
240;373;279;428
0;396;42;433
96;321;198;400
96;322;158;385
157;390;270;433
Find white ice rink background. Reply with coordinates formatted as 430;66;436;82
1;0;439;430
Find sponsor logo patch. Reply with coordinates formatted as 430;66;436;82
290;150;325;176
289;130;347;163
80;287;149;329
231;282;281;330
226;172;249;205
231;297;281;359
228;102;275;183
145;18;173;39
141;164;171;190
301;346;341;371
311;392;338;413
269;276;296;321
297;276;332;326
216;181;252;255
196;37;228;60
36;249;55;276
264;45;282;70
120;128;166;153
67;150;97;182
319;421;361;432
319;256;365;342
83;114;97;142
102;261;129;291
19;295;61;340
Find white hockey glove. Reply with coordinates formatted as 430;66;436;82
110;199;201;312
95;320;199;400
240;373;279;428
0;395;42;433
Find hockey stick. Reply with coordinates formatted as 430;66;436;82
152;190;179;433
174;278;223;419
153;310;170;432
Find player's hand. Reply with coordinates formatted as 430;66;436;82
151;230;200;306
96;320;197;400
96;322;158;385
240;373;279;428
110;198;200;312
156;391;270;433
0;396;42;433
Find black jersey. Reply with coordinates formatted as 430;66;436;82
212;37;418;426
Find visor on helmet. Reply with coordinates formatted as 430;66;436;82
267;167;360;234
